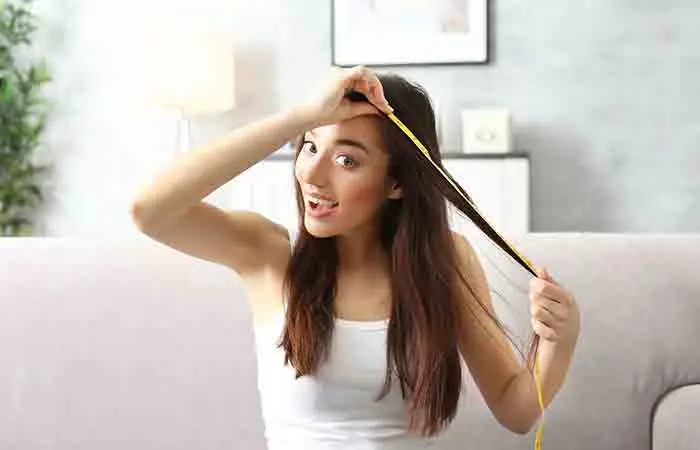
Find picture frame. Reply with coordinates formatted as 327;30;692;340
331;0;490;67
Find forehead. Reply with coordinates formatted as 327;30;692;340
307;116;385;152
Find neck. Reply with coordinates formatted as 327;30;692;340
336;229;390;275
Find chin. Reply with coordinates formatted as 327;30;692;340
303;208;353;238
303;219;339;239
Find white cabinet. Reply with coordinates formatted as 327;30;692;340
211;154;529;238
443;157;530;238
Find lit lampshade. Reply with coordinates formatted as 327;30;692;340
143;30;236;116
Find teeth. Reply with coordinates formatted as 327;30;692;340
312;198;338;207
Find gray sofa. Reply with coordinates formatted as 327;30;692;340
1;233;699;449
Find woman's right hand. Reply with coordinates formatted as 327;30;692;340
296;65;394;128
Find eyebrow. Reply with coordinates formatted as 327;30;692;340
306;130;370;155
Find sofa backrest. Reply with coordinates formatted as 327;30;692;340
1;233;699;450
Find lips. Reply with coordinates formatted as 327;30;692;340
307;198;339;209
306;199;339;219
306;193;337;202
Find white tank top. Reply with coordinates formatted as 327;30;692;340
252;228;442;450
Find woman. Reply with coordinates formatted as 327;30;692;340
131;65;580;449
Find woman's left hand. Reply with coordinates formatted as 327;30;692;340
529;268;580;346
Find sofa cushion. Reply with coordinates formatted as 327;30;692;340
652;384;700;450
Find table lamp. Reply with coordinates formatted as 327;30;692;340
144;30;236;154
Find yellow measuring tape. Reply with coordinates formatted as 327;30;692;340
386;112;545;450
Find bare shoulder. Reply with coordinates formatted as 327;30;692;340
451;230;478;265
132;202;293;324
238;216;293;326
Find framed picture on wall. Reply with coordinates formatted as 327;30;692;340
331;0;490;67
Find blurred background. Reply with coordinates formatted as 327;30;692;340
5;0;700;236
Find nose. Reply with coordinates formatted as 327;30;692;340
297;148;331;187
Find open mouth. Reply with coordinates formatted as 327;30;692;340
306;198;339;218
308;199;340;211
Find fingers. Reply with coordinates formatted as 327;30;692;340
529;267;579;343
348;101;383;118
530;279;568;314
529;278;577;343
532;319;558;341
530;299;566;326
529;277;569;305
531;295;565;340
341;65;394;114
369;78;393;113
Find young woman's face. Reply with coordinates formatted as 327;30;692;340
294;115;401;238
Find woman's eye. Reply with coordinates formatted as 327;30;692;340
337;155;356;168
302;140;356;168
302;140;317;153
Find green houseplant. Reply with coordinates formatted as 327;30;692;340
0;0;51;236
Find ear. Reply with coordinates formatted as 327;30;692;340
386;180;403;200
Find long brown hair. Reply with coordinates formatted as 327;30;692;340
279;73;537;437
